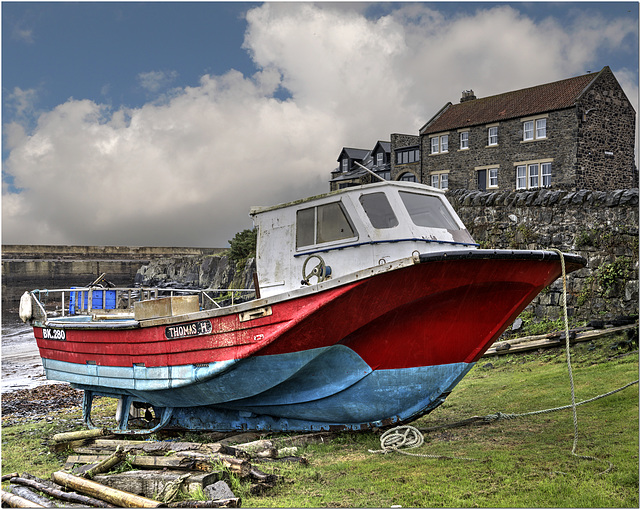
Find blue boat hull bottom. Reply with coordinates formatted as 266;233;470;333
59;345;475;432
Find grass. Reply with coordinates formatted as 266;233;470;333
2;337;638;507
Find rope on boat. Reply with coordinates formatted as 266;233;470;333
370;249;638;473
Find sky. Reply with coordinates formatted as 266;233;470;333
2;1;638;248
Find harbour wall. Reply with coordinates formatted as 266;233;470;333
1;245;224;316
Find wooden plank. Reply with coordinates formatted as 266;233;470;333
93;470;221;500
66;453;226;472
484;324;637;357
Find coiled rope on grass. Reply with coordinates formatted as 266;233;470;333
369;249;638;473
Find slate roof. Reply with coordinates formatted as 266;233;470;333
420;67;604;135
337;147;370;162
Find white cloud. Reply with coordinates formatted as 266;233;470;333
2;3;637;248
137;70;179;93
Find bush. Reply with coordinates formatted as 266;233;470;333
228;228;257;264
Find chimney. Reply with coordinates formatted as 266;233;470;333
460;90;476;103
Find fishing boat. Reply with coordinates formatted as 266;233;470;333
20;180;585;433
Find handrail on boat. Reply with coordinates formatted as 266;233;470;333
29;286;256;318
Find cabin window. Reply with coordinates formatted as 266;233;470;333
399;192;460;231
360;192;398;229
296;201;356;248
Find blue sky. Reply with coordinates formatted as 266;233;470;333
2;2;638;247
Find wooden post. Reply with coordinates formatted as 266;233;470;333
6;485;57;508
10;477;112;508
52;428;109;443
0;489;45;508
52;471;162;508
82;447;127;479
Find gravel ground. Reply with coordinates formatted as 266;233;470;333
1;384;84;426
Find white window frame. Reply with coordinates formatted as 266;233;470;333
488;126;498;146
459;131;469;150
541;162;552;187
431;137;439;154
376;153;383;166
430;171;450;190
522;115;548;142
516;165;527;189
515;160;552;189
440;135;448;153
529;164;539;188
523;121;534;141
431;174;439;187
488;168;498;188
342;158;348;172
536;118;547;139
440;173;448;190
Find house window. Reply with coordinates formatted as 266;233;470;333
430;135;448;154
488;126;498;146
430;137;439;154
529;164;539;188
460;131;469;149
440;135;448;153
342;158;349;172
536;118;547;139
516;161;552;189
430;172;449;190
523;117;547;141
399;172;417;182
516;165;527;189
376;153;383;166
396;148;419;164
523;121;534;141
488;168;498;188
377;170;390;180
541;162;552;186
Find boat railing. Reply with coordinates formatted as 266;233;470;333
29;286;256;319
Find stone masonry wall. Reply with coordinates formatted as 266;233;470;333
448;188;639;321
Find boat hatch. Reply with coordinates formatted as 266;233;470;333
251;181;477;298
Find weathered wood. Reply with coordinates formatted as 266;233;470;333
166;499;241;508
484;324;637;357
83;447;127;479
52;428;110;443
52;471;162;508
6;485;57;507
255;455;309;465
67;453;215;471
93;470;221;500
249;467;279;484
79;439;245;458
0;488;45;508
1;472;19;482
11;476;113;508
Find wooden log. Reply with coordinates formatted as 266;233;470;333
82;448;127;479
67;453;212;472
52;471;162;508
166;499;241;508
6;485;57;508
52;428;110;443
1;472;19;482
249;467;279;484
93;470;221;500
0;488;45;508
484;324;637;357
255;455;309;466
10;476;113;508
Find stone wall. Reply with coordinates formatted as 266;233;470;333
448;188;639;321
575;67;637;190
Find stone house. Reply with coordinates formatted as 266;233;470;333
419;66;636;192
330;141;391;191
331;66;637;192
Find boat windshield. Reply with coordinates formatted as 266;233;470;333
399;191;460;230
359;192;399;229
296;201;356;248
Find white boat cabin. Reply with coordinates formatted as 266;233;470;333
249;181;477;298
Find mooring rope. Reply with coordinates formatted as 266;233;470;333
369;249;638;473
